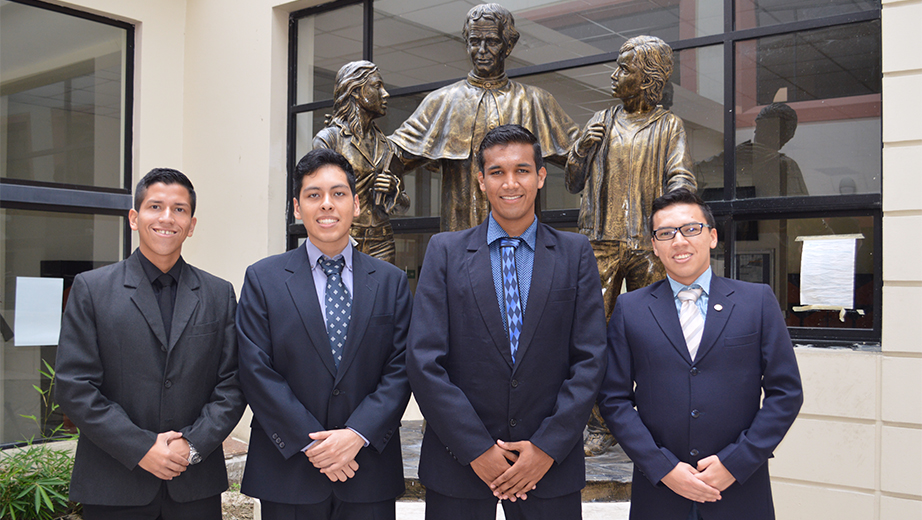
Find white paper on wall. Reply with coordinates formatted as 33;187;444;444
13;277;64;347
796;234;863;309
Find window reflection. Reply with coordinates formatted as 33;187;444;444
734;216;875;330
1;1;128;188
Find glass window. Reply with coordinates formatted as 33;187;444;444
373;0;725;87
1;209;123;444
733;215;875;330
733;21;881;197
1;0;129;189
736;0;880;30
297;5;363;105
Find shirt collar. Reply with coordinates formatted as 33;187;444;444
306;238;353;271
667;267;712;298
487;214;537;251
467;72;509;90
136;249;184;284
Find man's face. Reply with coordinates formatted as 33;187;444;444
129;182;196;270
358;72;389;118
293;164;360;258
467;19;507;78
611;49;644;102
651;203;718;286
478;142;546;235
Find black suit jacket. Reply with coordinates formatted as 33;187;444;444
236;245;411;504
598;276;803;520
55;250;246;506
406;221;607;499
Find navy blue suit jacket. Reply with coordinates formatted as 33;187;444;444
407;220;607;499
598;276;803;520
236;245;412;504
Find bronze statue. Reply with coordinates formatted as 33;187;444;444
695;102;807;197
314;61;409;264
390;3;579;231
565;35;696;456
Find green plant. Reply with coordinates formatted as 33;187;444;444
0;360;81;519
0;443;77;519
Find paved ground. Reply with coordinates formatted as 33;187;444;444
395;501;631;519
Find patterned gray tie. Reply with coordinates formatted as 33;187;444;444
320;257;351;370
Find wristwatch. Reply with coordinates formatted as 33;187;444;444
187;440;202;465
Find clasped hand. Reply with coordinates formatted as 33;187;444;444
470;440;554;502
661;455;736;503
305;429;365;482
139;431;189;480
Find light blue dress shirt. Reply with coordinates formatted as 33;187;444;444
667;267;712;325
487;214;537;333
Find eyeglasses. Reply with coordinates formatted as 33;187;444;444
652;222;712;241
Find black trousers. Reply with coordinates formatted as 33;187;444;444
260;495;395;520
424;489;581;520
81;482;221;520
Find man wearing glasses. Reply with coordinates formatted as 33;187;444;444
598;189;803;520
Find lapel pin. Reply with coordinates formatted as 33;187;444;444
714;304;723;312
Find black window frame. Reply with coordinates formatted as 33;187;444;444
287;0;882;346
1;0;135;254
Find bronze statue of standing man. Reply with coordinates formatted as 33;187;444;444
314;61;409;264
391;3;579;231
566;35;696;456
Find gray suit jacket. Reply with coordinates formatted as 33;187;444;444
55;250;246;506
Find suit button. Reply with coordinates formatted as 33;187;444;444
164;380;172;388
332;389;341;396
690;367;699;376
279;442;286;448
511;380;519;388
509;419;517;427
691;409;700;418
690;449;699;457
272;433;279;440
161;345;167;352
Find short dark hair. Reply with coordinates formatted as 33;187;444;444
476;124;544;173
134;168;196;216
756;102;799;147
293;148;357;197
649;188;716;236
462;3;520;53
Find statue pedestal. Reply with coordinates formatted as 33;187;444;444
399;421;632;502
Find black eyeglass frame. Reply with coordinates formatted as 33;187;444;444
652;222;713;241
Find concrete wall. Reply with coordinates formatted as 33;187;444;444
770;0;922;517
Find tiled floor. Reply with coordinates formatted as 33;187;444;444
395;501;631;519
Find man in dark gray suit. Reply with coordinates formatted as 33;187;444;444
55;168;246;520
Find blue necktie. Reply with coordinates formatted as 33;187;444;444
320;257;351;370
501;237;523;363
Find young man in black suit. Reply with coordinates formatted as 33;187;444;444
56;168;246;519
236;148;412;519
407;124;607;519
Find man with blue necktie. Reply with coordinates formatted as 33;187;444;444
236;148;412;520
407;124;607;520
598;188;803;520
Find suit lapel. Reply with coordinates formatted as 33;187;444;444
648;280;694;364
285;247;337;377
125;253;169;348
168;264;200;350
336;253;377;380
694;276;735;363
514;225;555;370
467;227;514;368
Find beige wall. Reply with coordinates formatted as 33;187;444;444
37;0;922;514
770;0;922;517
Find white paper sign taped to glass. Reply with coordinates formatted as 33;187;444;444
795;234;864;317
13;277;64;347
